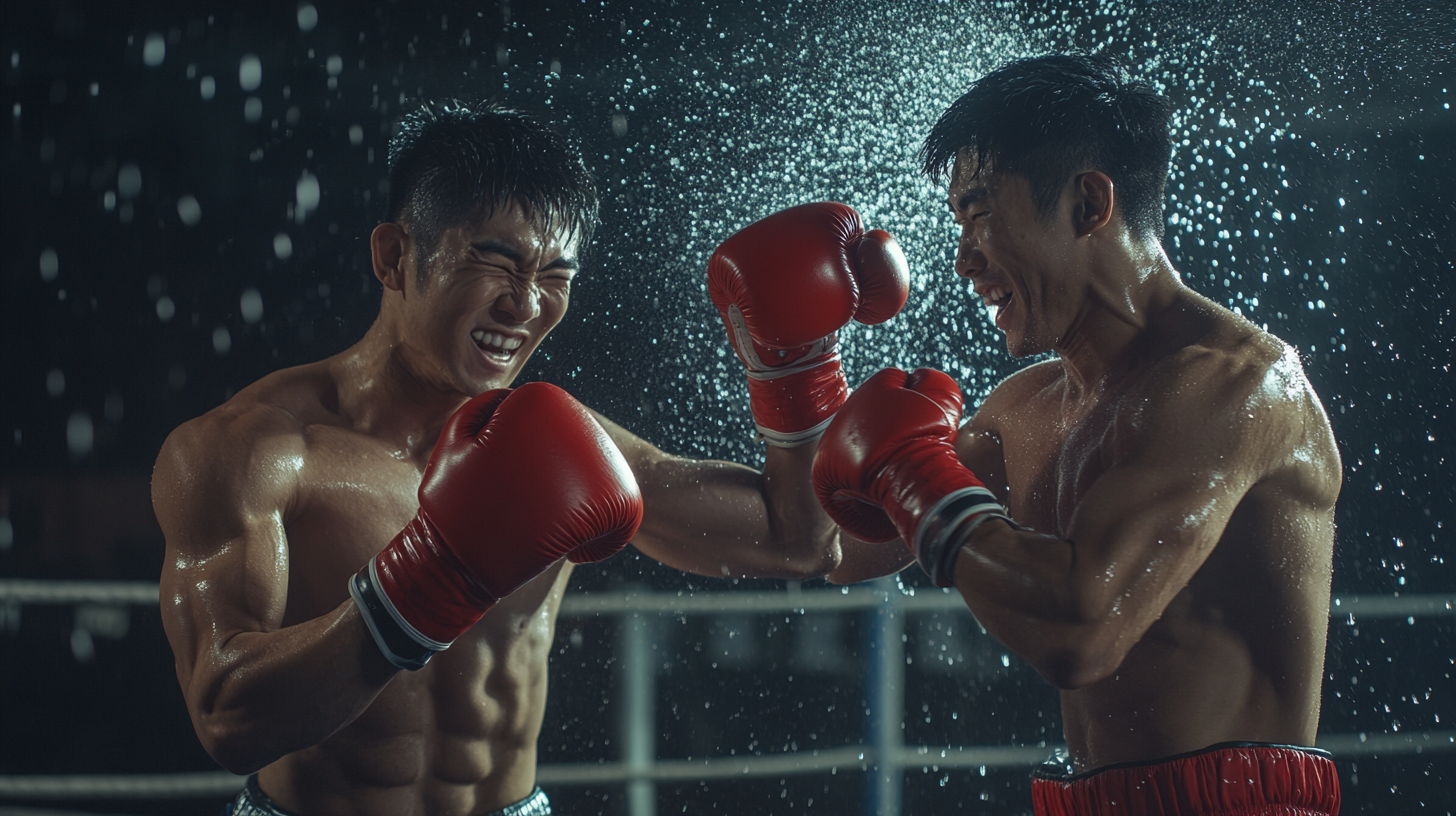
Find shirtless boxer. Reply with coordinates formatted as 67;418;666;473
812;55;1342;814
153;101;907;816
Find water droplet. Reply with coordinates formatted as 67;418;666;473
117;164;142;199
296;3;318;32
239;54;263;91
66;411;94;459
295;173;320;223
176;195;201;226
142;33;165;67
241;287;265;323
213;326;232;356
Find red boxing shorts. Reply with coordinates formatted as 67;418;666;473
1031;742;1340;816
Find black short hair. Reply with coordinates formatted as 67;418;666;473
920;53;1176;240
386;100;598;279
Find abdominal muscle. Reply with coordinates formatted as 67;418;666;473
1056;506;1323;772
259;562;572;816
1058;591;1266;771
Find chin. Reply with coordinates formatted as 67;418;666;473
1003;319;1054;359
477;373;520;394
452;368;515;397
1002;331;1031;358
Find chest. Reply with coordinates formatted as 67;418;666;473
276;428;569;633
999;391;1134;535
280;432;423;620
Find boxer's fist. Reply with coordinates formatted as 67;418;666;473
708;202;909;445
351;384;643;669
812;368;1011;586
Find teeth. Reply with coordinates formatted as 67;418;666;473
981;286;1010;305
470;330;524;351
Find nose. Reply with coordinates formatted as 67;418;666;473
954;225;983;279
494;280;541;325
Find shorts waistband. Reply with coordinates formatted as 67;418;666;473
1031;742;1340;816
227;776;552;816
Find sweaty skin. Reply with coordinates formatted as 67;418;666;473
154;204;837;816
832;153;1340;772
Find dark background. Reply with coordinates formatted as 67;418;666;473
2;0;1454;813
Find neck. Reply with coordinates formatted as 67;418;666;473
1053;241;1183;400
330;315;469;463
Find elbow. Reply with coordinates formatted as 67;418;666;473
198;725;266;775
193;710;278;775
760;530;841;580
1026;586;1137;689
787;537;844;579
1035;649;1116;690
1029;631;1130;691
781;545;842;580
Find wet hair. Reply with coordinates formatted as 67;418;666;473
386;100;598;280
920;53;1176;239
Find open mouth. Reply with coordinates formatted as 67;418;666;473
471;329;524;365
977;284;1014;327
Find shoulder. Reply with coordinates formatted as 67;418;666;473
967;357;1063;430
153;362;337;520
1130;310;1335;481
1147;310;1304;416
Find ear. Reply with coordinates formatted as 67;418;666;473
1071;171;1115;237
370;222;412;292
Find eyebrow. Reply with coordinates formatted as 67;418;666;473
470;239;580;271
950;187;989;213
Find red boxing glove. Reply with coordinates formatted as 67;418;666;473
350;383;644;669
812;368;1014;587
708;202;909;446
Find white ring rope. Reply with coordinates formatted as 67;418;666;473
1;579;1453;619
0;581;159;606
1;581;1452;800
0;772;244;799
2;732;1454;799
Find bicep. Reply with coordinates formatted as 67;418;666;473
1059;398;1275;632
1066;459;1247;599
154;424;294;681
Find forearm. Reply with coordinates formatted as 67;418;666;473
758;443;841;575
632;446;839;579
950;521;1124;688
187;600;397;773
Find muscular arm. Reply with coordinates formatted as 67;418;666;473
154;407;397;774
592;412;839;579
947;348;1337;690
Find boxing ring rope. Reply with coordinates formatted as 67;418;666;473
1;580;1453;806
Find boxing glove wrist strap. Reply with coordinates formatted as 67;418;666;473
745;363;848;446
349;560;447;671
725;305;838;378
915;486;1019;588
755;412;837;447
